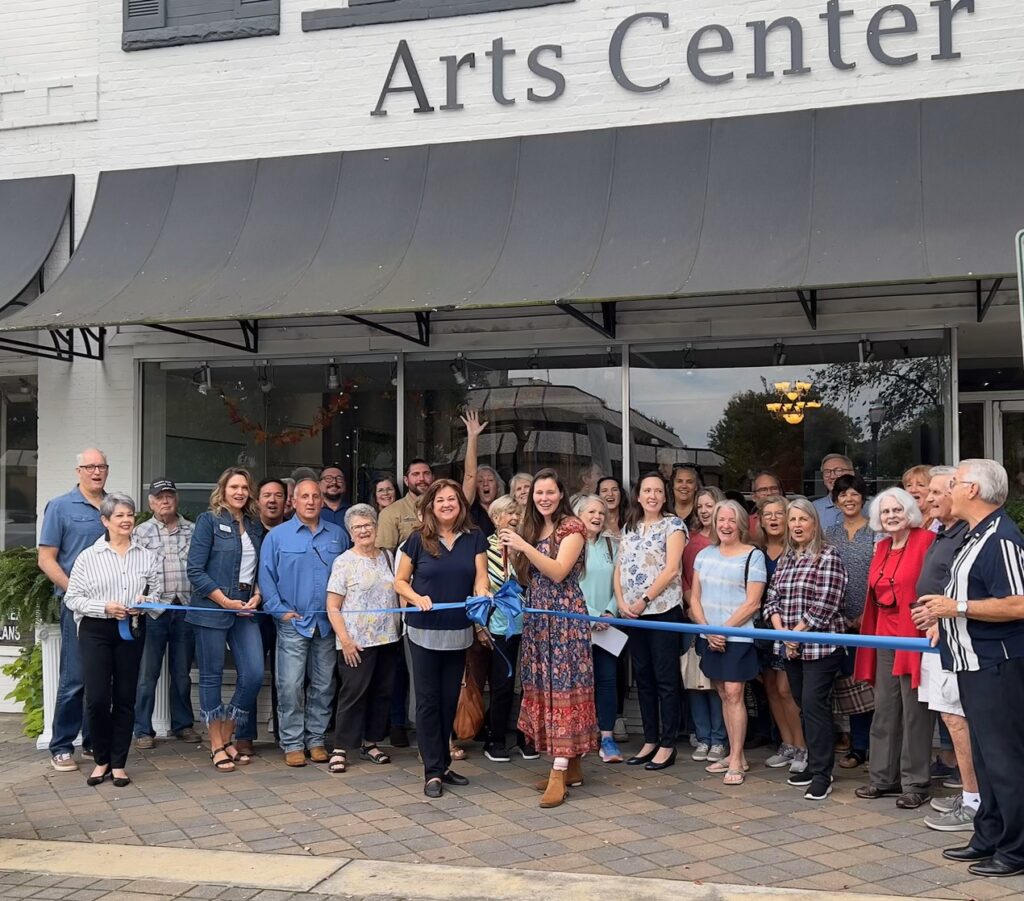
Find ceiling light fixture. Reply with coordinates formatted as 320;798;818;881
193;362;212;396
326;358;341;391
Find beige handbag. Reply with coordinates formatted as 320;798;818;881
681;645;713;691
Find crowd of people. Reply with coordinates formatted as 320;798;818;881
36;430;1024;878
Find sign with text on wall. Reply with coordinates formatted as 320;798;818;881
298;1;980;117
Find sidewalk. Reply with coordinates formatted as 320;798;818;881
0;714;1020;899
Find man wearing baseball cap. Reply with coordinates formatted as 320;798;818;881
133;479;200;747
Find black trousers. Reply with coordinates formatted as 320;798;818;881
79;616;145;770
487;634;520;746
959;658;1024;867
630;607;685;748
333;642;399;752
786;650;843;784
408;640;466;780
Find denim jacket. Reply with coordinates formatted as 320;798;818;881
186;510;264;629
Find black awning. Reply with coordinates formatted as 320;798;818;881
3;89;1022;333
0;175;73;311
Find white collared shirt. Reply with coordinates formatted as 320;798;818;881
63;536;164;626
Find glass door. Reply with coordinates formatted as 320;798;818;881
995;401;1024;499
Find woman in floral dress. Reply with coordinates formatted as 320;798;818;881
500;468;597;808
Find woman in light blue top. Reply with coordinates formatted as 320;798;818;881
573;495;622;763
689;500;767;786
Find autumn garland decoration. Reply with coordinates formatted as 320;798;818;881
221;389;351;447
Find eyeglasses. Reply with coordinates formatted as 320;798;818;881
78;464;109;473
321;476;345;485
949;478;976;490
752;487;780;497
822;467;853;478
761;511;785;519
351;523;375;533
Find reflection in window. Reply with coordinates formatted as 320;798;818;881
404;350;623;497
0;377;37;550
142;360;396;517
629;337;950;496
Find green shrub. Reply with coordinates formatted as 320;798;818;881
2;643;43;738
0;547;58;626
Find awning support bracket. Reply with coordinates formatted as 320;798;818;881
148;319;260;354
797;290;818;330
0;326;106;362
554;300;617;339
976;278;1004;323
344;312;431;347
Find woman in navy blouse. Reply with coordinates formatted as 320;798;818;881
394;479;490;799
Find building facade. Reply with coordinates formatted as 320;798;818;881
1;1;1024;723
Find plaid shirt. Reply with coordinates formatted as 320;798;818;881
762;545;847;660
134;515;194;604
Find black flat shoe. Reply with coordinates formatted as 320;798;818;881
86;769;110;787
424;778;443;798
441;770;469;786
645;749;677;771
112;775;132;788
968;859;1024;878
626;749;657;766
943;845;993;863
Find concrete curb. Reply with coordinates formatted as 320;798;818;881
0;839;954;900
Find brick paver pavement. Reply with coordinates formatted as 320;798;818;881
1;715;1021;899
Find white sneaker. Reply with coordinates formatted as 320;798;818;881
51;752;78;772
789;748;808;774
923;797;977;832
765;744;794;768
930;795;958;813
706;744;726;762
691;742;710;762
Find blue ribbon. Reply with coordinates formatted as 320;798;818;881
465;580;526;676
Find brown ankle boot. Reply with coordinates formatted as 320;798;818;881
539;768;568;808
566;755;584;787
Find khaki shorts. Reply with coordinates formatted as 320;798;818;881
917;651;964;717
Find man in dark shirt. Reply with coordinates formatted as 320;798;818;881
917;459;1024;878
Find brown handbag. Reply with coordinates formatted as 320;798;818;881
453;640;489;740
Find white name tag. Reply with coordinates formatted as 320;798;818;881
218;524;233;534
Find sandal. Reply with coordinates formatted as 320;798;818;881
360;745;391;765
210;745;236;772
328;750;347;774
839;750;866;769
224;742;251;766
705;761;749;775
449;744;467;761
723;770;746;786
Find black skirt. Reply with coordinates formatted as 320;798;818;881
697;638;760;683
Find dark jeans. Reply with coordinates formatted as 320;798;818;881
49;602;91;756
134;611;195;737
959;658;1024;868
630;606;686;748
408;640;466;780
592;645;618;733
389;636;410;728
786;650;843;784
334;642;399;751
487;634;520;746
79;616;145;769
850;710;873;754
236;614;277;742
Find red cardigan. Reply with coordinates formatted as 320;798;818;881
853;527;935;689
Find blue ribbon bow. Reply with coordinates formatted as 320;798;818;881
465;580;525;676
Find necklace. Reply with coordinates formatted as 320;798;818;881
871;540;906;609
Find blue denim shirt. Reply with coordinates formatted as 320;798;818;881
186;510;264;629
258;517;348;638
38;486;106;595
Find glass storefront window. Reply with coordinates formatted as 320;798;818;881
142;360;396;517
628;335;950;496
404;349;623;497
0;376;37;549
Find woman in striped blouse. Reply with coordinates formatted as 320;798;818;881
64;493;162;788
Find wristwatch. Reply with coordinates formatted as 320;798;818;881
956;600;969;617
641;595;651;608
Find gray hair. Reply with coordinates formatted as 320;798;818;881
709;500;752;547
100;492;136;520
820;453;853;470
477;465;506;494
785;496;826;558
868;486;924;532
572;494;608;519
344;503;378;531
76;449;108;467
510;472;533;492
488;494;519;524
958;458;1009;506
929;465;955;477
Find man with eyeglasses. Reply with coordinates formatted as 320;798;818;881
813;454;855;531
319;465;351;536
259;478;349;766
37;449;109;771
914;459;1024;878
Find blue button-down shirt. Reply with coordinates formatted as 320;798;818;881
813;495;843;532
38;486;106;595
258;516;349;638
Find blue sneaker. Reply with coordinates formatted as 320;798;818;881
600;736;623;763
930;756;956;781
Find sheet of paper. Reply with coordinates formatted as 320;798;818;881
591;623;628;657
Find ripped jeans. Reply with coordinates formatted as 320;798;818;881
192;616;264;730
